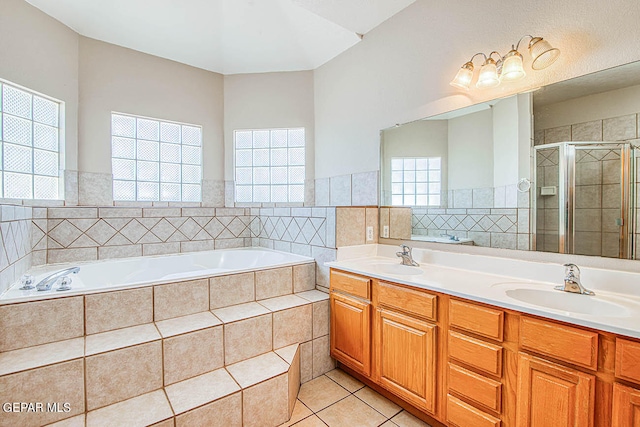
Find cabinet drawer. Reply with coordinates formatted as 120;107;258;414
447;394;501;427
330;270;370;300
377;281;437;321
520;316;598;370
616;338;640;384
448;331;503;377
448;363;502;413
449;299;503;342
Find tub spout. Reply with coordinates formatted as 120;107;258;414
36;267;80;291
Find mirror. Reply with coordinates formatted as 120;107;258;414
380;60;640;260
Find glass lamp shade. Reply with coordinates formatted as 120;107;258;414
450;62;474;90
529;37;560;70
476;58;500;89
501;50;526;81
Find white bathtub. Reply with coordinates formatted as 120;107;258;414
1;248;314;304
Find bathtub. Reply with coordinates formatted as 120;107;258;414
0;247;314;304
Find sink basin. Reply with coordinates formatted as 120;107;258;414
504;288;629;317
375;263;424;276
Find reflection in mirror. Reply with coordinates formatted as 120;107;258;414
380;60;640;260
380;93;532;250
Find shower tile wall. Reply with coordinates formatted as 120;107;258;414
535;148;560;253
0;204;33;294
411;185;530;250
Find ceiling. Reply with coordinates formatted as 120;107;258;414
25;0;416;75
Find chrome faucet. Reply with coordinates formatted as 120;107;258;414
36;267;80;291
554;263;595;295
441;233;459;242
396;245;419;267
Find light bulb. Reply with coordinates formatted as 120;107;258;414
476;58;500;89
450;62;474;90
501;49;526;81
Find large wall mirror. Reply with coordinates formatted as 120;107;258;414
380;60;640;260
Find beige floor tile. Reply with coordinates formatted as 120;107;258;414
226;351;289;388
279;400;313;427
155;311;221;338
297;375;349;413
391;411;432;427
293;415;327;427
0;337;84;376
355;387;402;418
165;368;240;415
86;390;172;427
212;301;270;323
317;395;386;427
324;369;364;393
380;422;399;427
85;324;160;356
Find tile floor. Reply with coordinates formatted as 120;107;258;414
280;368;432;427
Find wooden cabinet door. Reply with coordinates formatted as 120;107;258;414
516;353;595;427
612;383;640;427
375;308;437;414
330;291;371;376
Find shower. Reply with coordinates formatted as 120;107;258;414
533;141;636;259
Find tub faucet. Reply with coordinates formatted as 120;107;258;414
441;233;459;242
36;267;80;291
396;245;419;267
554;264;595;295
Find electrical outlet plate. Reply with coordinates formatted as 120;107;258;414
366;226;374;241
382;225;389;238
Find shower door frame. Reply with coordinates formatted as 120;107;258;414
533;141;635;259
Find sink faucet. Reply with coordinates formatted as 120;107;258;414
554;264;594;295
441;233;459;242
36;267;80;291
396;245;419;267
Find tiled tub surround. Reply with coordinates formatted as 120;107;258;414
407;184;531;250
0;263;334;427
0;204;33;295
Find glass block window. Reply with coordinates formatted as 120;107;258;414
391;157;441;206
234;128;305;203
0;81;61;199
111;113;202;202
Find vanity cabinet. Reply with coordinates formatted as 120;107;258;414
329;267;639;427
329;270;372;376
374;282;437;413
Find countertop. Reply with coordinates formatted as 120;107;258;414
326;245;640;339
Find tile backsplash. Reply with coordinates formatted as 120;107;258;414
0;204;33;294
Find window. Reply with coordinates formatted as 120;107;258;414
0;81;61;199
111;113;202;202
391;157;441;206
234;128;305;203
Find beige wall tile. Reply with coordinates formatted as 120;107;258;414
0;360;84;427
154;279;209;321
224;314;273;364
255;267;292;300
300;341;313;383
175;392;241;427
164;326;224;385
288;348;301;417
312;301;329;339
46;414;85;427
86;287;153;335
243;374;289;427
603;114;637;141
293;263;315;292
389;208;412;239
312;335;334;378
149;419;175;427
209;272;255;309
48;247;98;263
0;297;84;352
571;120;602;141
86;390;172;427
544;126;571;144
165;369;240;415
336;207;365;247
273;305;312;349
85;341;163;410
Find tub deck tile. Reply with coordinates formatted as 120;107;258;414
165;368;240;415
0;337;84;376
295;290;330;303
212;301;270;323
226;351;290;389
257;294;309;312
85;324;160;356
155;311;222;338
86;389;172;427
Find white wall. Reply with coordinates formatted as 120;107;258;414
493;97;519;187
448;109;493;189
535;83;640;130
78;37;224;180
0;0;79;171
314;0;640;180
223;71;315;182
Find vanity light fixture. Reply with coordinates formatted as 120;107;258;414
450;35;560;90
